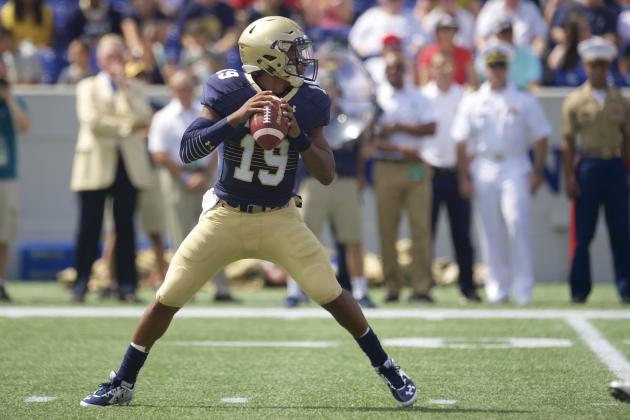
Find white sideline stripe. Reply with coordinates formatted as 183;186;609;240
383;337;572;349
565;318;630;381
24;396;57;403
2;307;630;319
221;397;249;404
429;399;458;405
167;340;338;348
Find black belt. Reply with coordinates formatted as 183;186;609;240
219;196;301;214
431;166;456;175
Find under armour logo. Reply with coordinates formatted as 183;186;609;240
405;385;415;396
291;105;297;113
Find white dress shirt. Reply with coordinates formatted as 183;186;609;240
349;7;427;58
148;99;209;168
475;0;548;48
376;83;436;155
420;82;464;168
423;7;476;50
451;82;550;173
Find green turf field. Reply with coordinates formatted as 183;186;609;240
1;282;629;419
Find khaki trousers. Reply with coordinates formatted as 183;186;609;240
374;161;432;296
158;169;230;295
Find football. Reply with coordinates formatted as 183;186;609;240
249;96;289;150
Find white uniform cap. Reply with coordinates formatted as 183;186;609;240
578;36;618;62
480;40;514;65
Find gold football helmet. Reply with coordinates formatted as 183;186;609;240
239;16;318;87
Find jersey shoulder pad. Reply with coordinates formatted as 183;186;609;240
300;81;332;127
201;69;250;116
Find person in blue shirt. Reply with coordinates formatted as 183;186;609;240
0;60;30;302
475;15;541;90
80;16;418;409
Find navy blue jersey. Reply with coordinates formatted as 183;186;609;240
202;69;331;207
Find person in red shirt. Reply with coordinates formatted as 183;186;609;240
416;13;476;86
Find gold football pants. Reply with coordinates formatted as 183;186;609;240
156;199;342;307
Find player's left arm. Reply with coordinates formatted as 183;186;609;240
281;101;335;185
301;126;336;185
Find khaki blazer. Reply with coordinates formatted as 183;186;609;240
70;72;153;192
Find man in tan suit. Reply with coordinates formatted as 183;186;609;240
71;34;153;303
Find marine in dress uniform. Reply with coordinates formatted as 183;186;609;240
562;36;630;304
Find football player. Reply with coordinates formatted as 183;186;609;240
80;16;418;408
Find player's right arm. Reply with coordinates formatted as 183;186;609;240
179;90;276;164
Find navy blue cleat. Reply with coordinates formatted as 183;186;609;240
609;380;630;403
375;358;418;407
80;371;135;407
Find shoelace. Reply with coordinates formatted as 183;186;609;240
96;381;119;397
381;363;405;390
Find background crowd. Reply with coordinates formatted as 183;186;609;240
0;0;628;307
0;0;629;87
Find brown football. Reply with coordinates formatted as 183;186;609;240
249;97;289;150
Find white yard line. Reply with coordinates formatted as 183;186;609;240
220;397;249;404
428;399;458;405
167;340;338;348
24;396;57;403
565;318;630;382
1;307;630;319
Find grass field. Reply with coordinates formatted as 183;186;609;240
1;281;629;419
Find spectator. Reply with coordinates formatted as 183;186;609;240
301;0;354;30
121;0;171;59
421;0;476;50
66;0;124;49
126;22;166;84
453;42;550;305
348;0;426;59
561;36;630;304
57;39;94;84
0;0;54;48
613;43;630;86
363;34;413;87
475;15;542;90
547;8;591;86
0;59;29;302
166;0;238;67
148;70;237;302
0;25;43;83
285;70;376;309
70;34;153;303
618;0;630;47
373;50;436;303
476;0;548;56
241;0;300;25
179;20;224;85
551;0;616;44
416;13;474;86
421;52;479;303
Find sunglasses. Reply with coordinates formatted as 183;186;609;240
487;62;508;69
587;60;610;68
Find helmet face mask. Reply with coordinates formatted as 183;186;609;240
273;37;318;83
239;16;318;87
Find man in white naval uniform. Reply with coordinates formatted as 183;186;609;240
451;41;549;304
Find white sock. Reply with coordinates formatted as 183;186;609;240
351;276;368;300
286;278;303;299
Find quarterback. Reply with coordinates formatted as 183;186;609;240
80;16;417;408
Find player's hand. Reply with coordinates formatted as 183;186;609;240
229;91;276;126
185;173;208;191
280;100;300;138
529;172;544;194
459;176;474;199
565;174;581;199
